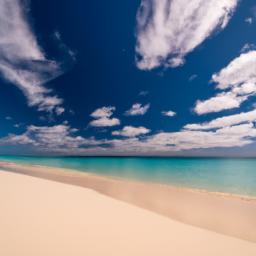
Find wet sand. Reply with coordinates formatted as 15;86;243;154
0;161;256;243
1;170;256;256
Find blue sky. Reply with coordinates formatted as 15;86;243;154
1;0;256;156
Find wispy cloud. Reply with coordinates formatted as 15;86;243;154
89;106;120;127
245;17;253;25
125;103;150;116
246;5;256;25
0;0;73;114
194;51;256;115
189;74;198;82
14;123;22;128
112;126;150;137
162;110;176;117
240;43;256;53
139;91;149;96
136;0;238;70
55;107;65;116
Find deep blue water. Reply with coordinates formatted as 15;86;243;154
0;156;256;197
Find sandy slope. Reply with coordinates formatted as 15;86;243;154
0;171;255;256
1;161;256;242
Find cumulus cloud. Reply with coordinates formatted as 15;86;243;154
146;123;256;151
162;110;176;117
2;120;256;154
194;92;246;115
125;103;150;116
90;118;120;127
185;109;256;130
91;106;115;119
89;106;120;127
112;126;150;137
194;51;256;115
0;124;102;152
0;0;72;113
212;51;256;90
136;0;238;70
1;133;35;145
107;122;256;153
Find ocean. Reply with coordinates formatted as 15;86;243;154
0;156;256;197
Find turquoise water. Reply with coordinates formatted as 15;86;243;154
0;156;256;197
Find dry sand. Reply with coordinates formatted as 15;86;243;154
0;170;256;256
1;161;256;243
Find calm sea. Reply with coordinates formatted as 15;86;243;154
0;156;256;197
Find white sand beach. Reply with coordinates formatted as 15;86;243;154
1;161;256;243
0;170;256;256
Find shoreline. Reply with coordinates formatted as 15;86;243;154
0;161;256;243
1;160;255;201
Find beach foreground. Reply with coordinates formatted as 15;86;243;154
0;170;256;256
1;161;256;242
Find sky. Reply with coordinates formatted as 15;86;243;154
0;0;256;156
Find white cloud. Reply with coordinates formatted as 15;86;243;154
162;110;176;117
125;103;150;116
241;43;256;53
90;117;120;127
89;106;120;127
2;120;256;154
108;122;256;153
107;117;256;152
139;91;149;96
194;51;256;114
0;0;72;113
146;123;256;151
136;0;238;70
194;92;246;115
91;106;115;118
55;107;65;116
245;17;253;24
1;134;35;145
0;124;102;151
189;74;198;82
14;123;22;128
185;109;256;130
212;51;256;90
112;126;150;137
